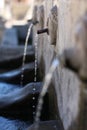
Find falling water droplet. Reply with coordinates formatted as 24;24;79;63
54;125;57;130
22;68;24;71
32;105;35;108
34;34;38;83
33;88;36;91
33;112;35;115
32;34;38;120
21;74;24;78
32;97;35;100
34;77;37;82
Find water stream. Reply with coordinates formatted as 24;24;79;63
34;34;38;83
20;23;39;119
20;23;33;87
32;34;38;117
34;58;60;130
19;21;60;130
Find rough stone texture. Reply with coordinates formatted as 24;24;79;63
33;0;87;130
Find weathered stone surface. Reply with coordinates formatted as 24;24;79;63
33;0;60;123
47;5;58;45
27;120;64;130
56;1;87;130
0;82;49;121
0;52;34;70
33;0;87;130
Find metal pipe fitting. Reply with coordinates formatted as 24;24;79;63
37;28;49;35
27;19;39;25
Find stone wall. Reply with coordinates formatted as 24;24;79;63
33;0;87;130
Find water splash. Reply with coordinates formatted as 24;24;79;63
20;23;33;87
34;59;60;130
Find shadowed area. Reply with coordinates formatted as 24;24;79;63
0;116;30;130
27;120;64;130
0;46;34;71
0;82;49;121
0;63;41;85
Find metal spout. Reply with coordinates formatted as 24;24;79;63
32;20;39;25
27;19;39;25
37;28;49;35
27;19;32;23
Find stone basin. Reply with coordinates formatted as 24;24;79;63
0;46;34;61
0;82;49;121
0;62;41;85
0;51;34;70
0;116;30;130
27;120;64;130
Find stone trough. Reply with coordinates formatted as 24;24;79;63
0;82;49;121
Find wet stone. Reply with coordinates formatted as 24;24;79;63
0;82;49;122
0;62;41;85
0;46;34;71
0;116;30;130
26;120;64;130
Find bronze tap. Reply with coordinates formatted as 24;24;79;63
37;28;49;35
